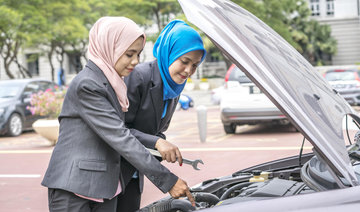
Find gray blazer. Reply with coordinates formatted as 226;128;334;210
124;60;179;192
41;60;178;199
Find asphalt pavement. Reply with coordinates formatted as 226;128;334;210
0;90;214;150
1;89;359;211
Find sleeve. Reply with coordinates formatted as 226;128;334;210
125;69;159;149
156;132;166;140
75;79;177;193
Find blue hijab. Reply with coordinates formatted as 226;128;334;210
153;20;206;117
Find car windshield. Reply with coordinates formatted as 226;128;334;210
325;71;356;81
0;85;22;98
229;67;252;84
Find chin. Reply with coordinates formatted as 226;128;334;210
121;72;131;77
176;78;187;84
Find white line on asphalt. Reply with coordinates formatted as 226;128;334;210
206;134;234;142
180;146;313;151
0;146;312;154
0;150;53;154
0;174;41;178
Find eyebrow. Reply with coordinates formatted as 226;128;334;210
182;56;201;64
126;49;138;53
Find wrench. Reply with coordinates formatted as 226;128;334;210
147;148;204;171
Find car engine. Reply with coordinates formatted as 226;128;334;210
140;139;360;212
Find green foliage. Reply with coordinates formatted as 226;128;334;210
223;0;337;66
0;0;338;79
0;0;48;78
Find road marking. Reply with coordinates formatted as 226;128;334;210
255;138;278;142
0;146;312;154
180;146;312;151
0;150;53;154
0;174;41;178
206;134;234;142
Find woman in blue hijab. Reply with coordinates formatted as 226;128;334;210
120;20;206;211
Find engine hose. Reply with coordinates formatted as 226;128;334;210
193;192;220;206
220;182;253;200
144;198;195;212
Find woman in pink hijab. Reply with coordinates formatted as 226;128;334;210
41;17;194;212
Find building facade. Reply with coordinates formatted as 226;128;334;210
308;0;360;65
0;42;156;84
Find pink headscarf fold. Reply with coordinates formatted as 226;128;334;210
87;17;146;112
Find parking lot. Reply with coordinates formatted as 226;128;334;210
0;91;359;211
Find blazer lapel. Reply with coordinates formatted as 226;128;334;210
150;61;164;129
87;61;123;116
160;96;180;128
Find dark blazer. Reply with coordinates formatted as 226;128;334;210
41;60;178;199
125;60;179;144
124;60;179;192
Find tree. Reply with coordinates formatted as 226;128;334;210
31;0;89;80
0;0;47;79
281;0;336;65
114;0;183;41
220;0;337;67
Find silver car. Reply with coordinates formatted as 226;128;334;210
324;68;360;106
140;0;360;211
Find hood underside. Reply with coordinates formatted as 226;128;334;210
178;0;359;187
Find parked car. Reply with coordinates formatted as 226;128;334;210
220;64;287;134
324;68;360;106
210;85;224;105
0;79;58;136
140;0;360;211
210;64;253;105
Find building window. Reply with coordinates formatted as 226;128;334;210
26;54;39;76
310;0;320;16
326;0;334;15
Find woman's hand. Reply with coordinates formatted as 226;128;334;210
155;138;183;165
169;178;195;207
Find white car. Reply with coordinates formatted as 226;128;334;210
220;65;287;134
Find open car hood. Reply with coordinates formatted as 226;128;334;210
178;0;360;187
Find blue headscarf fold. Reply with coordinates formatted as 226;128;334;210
153;20;206;103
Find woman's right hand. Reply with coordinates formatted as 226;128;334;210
169;178;195;207
155;138;183;165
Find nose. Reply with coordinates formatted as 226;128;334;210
184;65;192;76
131;56;139;66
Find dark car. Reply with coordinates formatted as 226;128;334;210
0;79;57;136
324;68;360;105
140;0;360;211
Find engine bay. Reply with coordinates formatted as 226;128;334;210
140;141;360;212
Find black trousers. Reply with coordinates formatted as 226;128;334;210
48;188;117;212
116;178;141;212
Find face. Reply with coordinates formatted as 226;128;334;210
169;50;203;84
114;36;144;77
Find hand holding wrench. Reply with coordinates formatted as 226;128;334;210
147;148;204;171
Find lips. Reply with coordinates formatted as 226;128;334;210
179;74;188;80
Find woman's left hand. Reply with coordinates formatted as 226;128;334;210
155;138;183;165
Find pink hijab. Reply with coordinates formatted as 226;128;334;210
87;17;146;112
